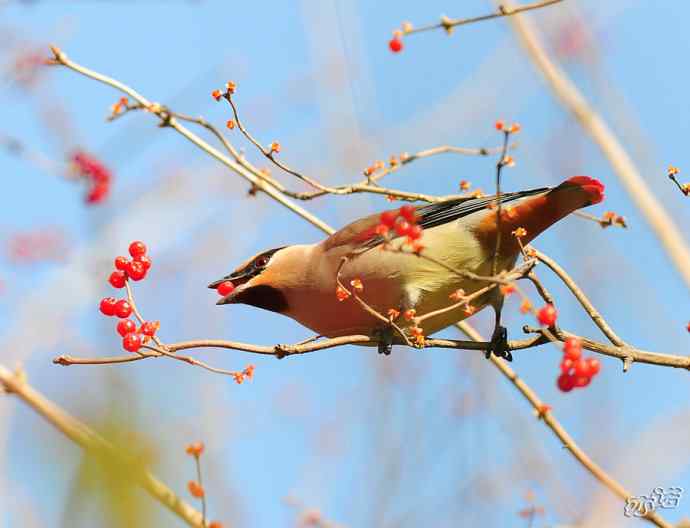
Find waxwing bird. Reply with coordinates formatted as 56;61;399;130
210;176;604;360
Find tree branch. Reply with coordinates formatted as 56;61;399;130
402;0;563;36
0;364;209;527
499;1;690;291
455;322;673;528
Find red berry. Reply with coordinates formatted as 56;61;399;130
117;319;137;337
399;204;417;223
573;358;591;378
114;256;129;271
122;332;142;353
574;376;591;388
217;281;235;297
560;358;574;374
141;321;159;336
380;210;397;227
135;254;152;271
389;37;403;53
557;373;575;392
126;260;147;281
99;297;117;316
114;299;132;319
395;220;411;236
406;224;423;240
128;241;147;258
563;337;582;360
586;357;601;375
537;304;558;326
108;270;127;289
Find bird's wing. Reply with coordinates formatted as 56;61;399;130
322;186;550;252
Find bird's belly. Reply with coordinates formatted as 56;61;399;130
284;274;407;338
284;221;518;338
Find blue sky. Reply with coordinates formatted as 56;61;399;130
1;1;690;526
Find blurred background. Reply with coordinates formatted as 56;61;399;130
1;0;690;526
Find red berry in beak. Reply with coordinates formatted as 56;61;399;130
217;281;235;297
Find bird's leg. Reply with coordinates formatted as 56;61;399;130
374;326;394;356
487;295;512;361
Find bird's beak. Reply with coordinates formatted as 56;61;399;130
208;269;254;305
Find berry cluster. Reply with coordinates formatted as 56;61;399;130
333;205;423;304
108;242;151;287
98;241;158;353
376;204;424;245
8;228;66;265
215;280;236;298
556;337;601;392
71;150;112;205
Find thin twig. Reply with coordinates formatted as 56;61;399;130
668;171;689;197
222;90;510;202
492;130;511;275
403;0;563;36
194;456;206;525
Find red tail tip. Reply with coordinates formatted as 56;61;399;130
566;176;605;205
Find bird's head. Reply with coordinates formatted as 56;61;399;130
209;245;307;313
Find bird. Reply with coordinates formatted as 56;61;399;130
209;176;604;360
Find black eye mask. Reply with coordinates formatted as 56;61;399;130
208;247;285;289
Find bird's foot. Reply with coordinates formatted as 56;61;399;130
486;325;512;361
374;327;394;356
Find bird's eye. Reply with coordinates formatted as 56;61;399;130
254;255;270;268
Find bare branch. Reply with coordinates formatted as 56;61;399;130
48;45;335;235
455;322;673;528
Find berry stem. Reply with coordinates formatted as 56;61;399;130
124;281;146;325
194;455;206;526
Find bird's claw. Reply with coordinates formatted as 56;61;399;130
486;325;512;361
374;327;394;356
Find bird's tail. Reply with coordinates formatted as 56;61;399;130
548;175;605;207
472;176;605;252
